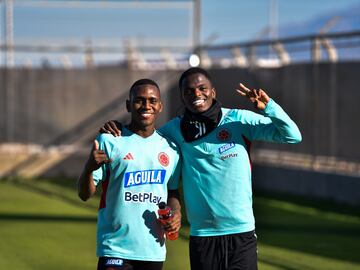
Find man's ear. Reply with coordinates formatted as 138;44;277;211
159;101;163;113
126;99;131;112
212;87;216;99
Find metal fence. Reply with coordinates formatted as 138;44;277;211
1;31;360;180
1;29;359;69
196;30;360;69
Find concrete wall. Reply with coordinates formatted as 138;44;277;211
253;164;360;206
1;62;359;205
1;63;360;162
0;67;183;145
207;63;360;161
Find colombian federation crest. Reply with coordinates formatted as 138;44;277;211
217;128;231;141
158;152;169;167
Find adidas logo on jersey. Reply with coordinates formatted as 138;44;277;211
123;153;134;160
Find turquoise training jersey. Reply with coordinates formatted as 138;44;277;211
92;128;181;261
159;99;301;236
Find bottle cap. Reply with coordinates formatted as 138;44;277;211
158;202;166;209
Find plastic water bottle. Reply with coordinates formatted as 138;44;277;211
158;202;178;240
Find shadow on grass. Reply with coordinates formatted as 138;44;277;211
255;190;360;216
1;178;192;242
6;178;359;264
3;177;98;211
256;223;360;235
254;191;360;264
258;257;319;270
0;213;96;223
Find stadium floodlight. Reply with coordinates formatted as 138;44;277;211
189;53;200;67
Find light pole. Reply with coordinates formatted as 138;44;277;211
4;0;14;67
193;0;201;49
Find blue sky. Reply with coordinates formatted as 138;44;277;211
202;0;360;44
9;0;360;45
2;0;360;66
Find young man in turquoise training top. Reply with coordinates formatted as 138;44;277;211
78;79;182;270
101;68;302;270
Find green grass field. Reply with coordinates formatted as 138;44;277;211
0;178;359;270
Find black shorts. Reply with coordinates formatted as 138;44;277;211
189;230;258;270
97;257;163;270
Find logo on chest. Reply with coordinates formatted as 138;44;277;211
218;142;235;154
217;128;231;141
158;152;169;167
124;169;166;188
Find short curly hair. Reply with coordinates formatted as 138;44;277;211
178;67;212;89
129;78;160;98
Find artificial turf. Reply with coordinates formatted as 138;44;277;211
0;178;359;270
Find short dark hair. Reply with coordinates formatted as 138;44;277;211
178;67;212;89
129;78;160;98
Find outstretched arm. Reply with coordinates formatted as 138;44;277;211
235;83;302;144
77;140;112;201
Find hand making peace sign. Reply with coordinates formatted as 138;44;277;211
236;83;270;110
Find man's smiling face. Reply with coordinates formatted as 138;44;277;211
180;72;216;113
127;84;162;129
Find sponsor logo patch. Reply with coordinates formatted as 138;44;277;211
124;169;166;188
218;142;235;154
217;129;231;141
125;191;162;205
105;259;123;266
158;152;169;167
220;153;238;161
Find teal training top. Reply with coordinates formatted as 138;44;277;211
159;99;301;236
92;128;181;261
